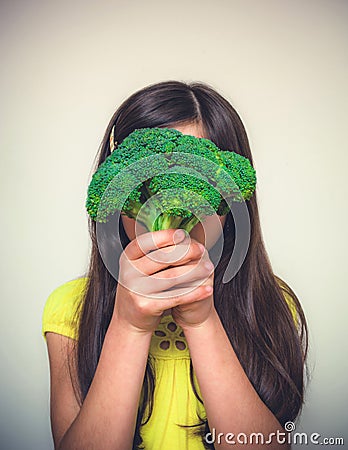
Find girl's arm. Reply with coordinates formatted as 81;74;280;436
182;308;291;449
50;228;208;450
49;320;152;450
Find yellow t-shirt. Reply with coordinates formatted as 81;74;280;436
42;277;298;449
42;277;206;449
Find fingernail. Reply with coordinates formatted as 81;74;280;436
198;243;205;253
173;229;186;243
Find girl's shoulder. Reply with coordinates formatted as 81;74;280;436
42;276;88;342
275;276;299;325
283;290;297;324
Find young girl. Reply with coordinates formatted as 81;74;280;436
42;80;308;450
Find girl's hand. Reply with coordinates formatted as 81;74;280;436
111;228;214;334
171;242;215;331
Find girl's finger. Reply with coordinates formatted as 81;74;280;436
153;284;213;308
165;278;211;291
147;262;213;293
135;240;205;276
123;228;187;261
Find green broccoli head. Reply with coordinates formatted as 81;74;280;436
86;127;257;232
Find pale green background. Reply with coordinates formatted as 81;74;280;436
1;0;347;449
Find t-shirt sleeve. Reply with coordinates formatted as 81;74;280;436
41;277;88;342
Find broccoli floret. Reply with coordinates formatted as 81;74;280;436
86;127;257;232
147;172;222;231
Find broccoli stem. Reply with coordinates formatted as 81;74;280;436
123;199;202;234
180;216;201;233
153;213;183;231
152;213;201;233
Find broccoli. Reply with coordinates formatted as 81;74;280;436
86;127;256;233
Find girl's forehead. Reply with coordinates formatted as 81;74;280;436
169;122;206;139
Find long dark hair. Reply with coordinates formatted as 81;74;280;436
69;80;309;449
